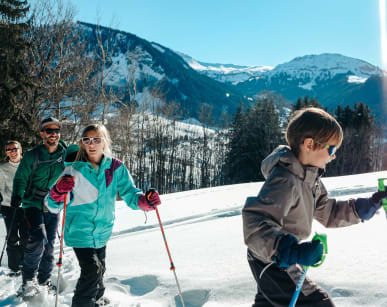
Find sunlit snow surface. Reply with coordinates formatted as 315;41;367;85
0;171;387;306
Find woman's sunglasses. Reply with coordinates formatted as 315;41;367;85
314;140;337;156
81;137;103;145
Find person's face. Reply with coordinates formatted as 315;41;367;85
40;124;61;148
82;130;105;164
300;138;337;169
5;143;22;163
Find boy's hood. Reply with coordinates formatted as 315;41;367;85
261;145;320;183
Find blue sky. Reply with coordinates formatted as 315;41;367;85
75;0;385;68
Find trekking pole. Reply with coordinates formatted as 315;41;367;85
56;230;64;255
289;233;328;307
0;208;18;267
378;178;387;218
146;189;186;307
55;192;68;307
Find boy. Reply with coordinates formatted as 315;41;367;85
242;107;387;307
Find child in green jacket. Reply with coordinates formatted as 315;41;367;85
47;124;161;307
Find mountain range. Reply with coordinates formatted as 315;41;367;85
79;22;387;122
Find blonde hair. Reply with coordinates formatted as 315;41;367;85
286;107;343;157
75;124;112;162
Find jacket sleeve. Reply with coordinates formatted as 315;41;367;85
313;180;361;227
12;151;33;200
242;172;296;262
117;164;143;210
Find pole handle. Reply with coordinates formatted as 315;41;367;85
145;188;156;205
378;178;387;212
310;233;328;268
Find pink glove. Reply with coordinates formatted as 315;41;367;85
138;190;161;211
50;175;74;202
56;175;75;193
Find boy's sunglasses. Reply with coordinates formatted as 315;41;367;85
5;148;19;153
45;128;61;135
314;140;337;156
81;137;103;145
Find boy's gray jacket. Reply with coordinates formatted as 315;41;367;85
242;145;360;294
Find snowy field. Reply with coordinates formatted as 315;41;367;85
0;170;387;306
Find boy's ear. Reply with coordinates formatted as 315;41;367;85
302;138;314;152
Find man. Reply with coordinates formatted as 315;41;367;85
0;141;28;276
11;117;67;297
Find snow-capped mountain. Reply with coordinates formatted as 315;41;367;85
78;22;247;120
231;53;387;119
265;53;385;89
178;52;273;84
77;21;387;121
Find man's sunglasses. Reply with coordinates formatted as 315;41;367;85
44;128;61;135
314;140;337;156
6;148;19;153
81;137;103;145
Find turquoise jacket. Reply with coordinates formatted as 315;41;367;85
46;155;143;248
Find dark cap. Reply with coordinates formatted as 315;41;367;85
40;117;61;131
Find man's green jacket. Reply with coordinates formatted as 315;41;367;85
12;140;67;210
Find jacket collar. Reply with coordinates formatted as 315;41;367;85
262;145;324;184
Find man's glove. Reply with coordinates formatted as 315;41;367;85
10;195;22;208
355;187;387;221
138;189;161;211
275;234;323;268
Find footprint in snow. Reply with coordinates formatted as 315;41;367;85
330;287;354;297
120;275;159;296
175;289;210;307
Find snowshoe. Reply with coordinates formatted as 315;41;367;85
16;280;40;300
95;296;111;306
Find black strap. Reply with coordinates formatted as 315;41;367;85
25;146;65;198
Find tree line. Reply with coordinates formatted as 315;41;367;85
1;0;385;194
224;96;385;184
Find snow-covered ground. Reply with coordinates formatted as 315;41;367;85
0;171;387;306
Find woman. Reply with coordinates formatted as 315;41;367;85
46;124;161;307
0;140;28;276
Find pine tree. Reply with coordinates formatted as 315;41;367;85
293;96;323;112
0;0;31;148
224;101;248;183
224;99;282;183
328;102;379;176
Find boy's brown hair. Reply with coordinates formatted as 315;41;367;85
286;107;343;157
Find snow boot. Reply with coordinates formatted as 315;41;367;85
39;279;57;294
95;296;111;306
16;279;40;299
